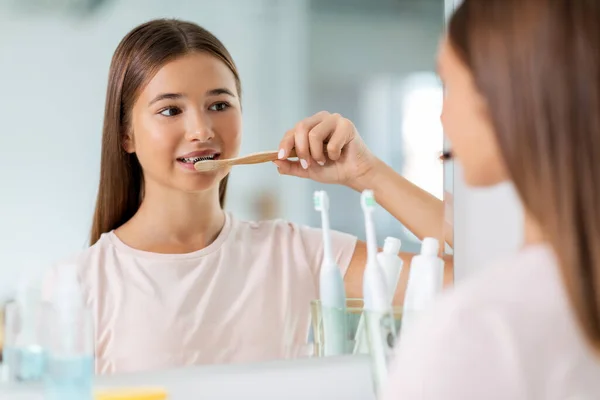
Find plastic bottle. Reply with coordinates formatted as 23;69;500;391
353;238;402;355
3;276;46;382
401;237;444;336
376;237;403;302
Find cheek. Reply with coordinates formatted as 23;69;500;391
217;111;243;152
442;97;507;187
133;114;181;164
440;92;463;146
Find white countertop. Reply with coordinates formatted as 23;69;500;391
0;355;375;400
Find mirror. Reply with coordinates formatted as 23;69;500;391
0;0;447;377
306;0;446;254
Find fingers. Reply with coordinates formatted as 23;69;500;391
326;116;353;161
293;111;328;168
280;111;356;168
273;159;310;178
278;129;296;160
294;127;311;169
308;116;337;165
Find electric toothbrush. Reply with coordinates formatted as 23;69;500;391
360;190;390;310
353;236;402;355
314;190;347;355
358;190;395;393
353;209;393;354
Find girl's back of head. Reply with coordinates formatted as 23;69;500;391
448;0;600;349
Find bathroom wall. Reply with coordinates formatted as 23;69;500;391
0;0;310;299
0;0;447;299
306;1;444;253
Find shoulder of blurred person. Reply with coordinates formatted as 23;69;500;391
382;244;600;400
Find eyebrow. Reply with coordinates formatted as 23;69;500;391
207;88;236;97
148;88;235;106
148;92;184;106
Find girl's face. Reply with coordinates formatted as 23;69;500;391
124;52;242;193
438;37;509;187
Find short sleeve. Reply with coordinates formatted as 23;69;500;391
381;297;525;400
298;225;357;282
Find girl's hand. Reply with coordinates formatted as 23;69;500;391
273;111;379;190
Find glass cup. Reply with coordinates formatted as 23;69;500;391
309;298;402;357
310;299;402;395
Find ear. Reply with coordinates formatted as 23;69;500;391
122;129;135;154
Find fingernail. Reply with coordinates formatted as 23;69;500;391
317;161;325;166
300;159;308;169
278;149;285;159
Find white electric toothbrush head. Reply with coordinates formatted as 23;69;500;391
360;189;378;255
313;190;330;212
360;189;375;213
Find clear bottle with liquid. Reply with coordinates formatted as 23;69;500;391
3;277;46;383
44;265;94;400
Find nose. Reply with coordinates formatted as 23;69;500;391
185;110;214;142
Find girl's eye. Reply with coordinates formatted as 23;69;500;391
159;106;182;117
209;102;229;112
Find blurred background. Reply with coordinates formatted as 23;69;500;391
0;0;446;301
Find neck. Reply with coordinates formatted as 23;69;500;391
523;210;546;247
118;180;225;252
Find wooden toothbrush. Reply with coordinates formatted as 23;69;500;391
194;149;299;172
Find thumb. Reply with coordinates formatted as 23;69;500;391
273;160;310;178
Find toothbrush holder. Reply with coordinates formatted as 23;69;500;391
309;299;402;356
310;299;403;395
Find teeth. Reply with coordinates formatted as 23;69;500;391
180;155;216;163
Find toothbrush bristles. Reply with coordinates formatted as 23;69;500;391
313;190;330;211
361;189;376;209
313;191;322;211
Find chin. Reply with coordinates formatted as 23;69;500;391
177;170;228;193
456;153;509;188
464;171;508;188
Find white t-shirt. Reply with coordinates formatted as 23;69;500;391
44;213;357;374
382;244;600;400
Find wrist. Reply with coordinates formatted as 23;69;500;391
348;157;390;193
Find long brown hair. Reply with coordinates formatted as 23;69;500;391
449;0;600;349
90;19;241;245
